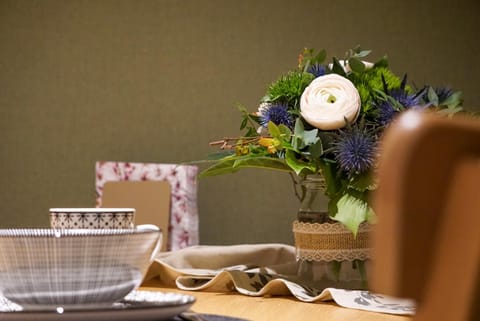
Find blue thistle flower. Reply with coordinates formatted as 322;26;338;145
259;103;294;129
384;74;423;108
333;128;377;176
376;100;398;126
390;88;422;108
375;74;427;126
307;63;326;78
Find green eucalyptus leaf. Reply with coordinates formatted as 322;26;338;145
292;118;318;150
302;128;319;145
292;119;305;150
355;50;372;58
438;106;464;116
292;135;304;150
308;139;323;158
294;117;305;135
285;150;317;175
292;137;302;150
427;86;439;106
349;57;366;73
441;90;463;108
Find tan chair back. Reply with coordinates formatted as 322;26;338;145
372;110;480;321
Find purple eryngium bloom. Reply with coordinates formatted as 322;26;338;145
376;100;397;126
333;128;377;176
388;75;423;108
307;63;326;78
376;74;425;126
259;103;294;129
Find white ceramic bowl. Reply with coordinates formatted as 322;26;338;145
0;228;161;310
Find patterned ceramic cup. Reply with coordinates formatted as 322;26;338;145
49;208;135;229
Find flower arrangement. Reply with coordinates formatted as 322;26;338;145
200;46;464;235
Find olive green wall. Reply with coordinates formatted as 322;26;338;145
1;0;479;245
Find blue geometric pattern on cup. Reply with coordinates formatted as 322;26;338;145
50;210;135;229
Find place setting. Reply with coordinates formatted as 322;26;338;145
0;207;197;321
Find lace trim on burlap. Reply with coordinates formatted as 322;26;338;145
293;220;371;262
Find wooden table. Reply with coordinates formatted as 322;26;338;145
141;281;413;321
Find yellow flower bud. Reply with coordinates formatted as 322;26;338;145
267;145;277;154
258;137;277;154
235;145;249;156
258;137;274;147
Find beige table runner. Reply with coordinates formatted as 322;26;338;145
146;244;415;315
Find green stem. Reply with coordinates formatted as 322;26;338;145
329;261;342;282
290;172;305;202
355;259;369;289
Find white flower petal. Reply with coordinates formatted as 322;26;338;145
300;74;361;130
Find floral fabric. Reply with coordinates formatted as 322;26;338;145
95;161;199;250
148;244;415;315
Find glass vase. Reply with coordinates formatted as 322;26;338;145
292;175;370;290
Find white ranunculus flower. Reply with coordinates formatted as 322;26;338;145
300;74;361;130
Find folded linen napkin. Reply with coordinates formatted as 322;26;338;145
146;244;415;316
